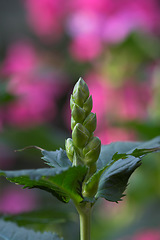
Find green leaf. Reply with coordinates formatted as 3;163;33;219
97;136;160;170
112;147;160;161
83;166;108;201
2;208;72;226
97;141;141;170
96;155;141;202
96;136;160;202
0;219;62;240
41;148;72;168
0;166;87;203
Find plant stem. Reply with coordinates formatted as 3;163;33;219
76;202;92;240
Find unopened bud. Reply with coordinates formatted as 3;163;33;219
83;113;97;133
70;95;75;110
73;78;89;102
72;104;85;123
83;96;93;115
83;137;101;165
72;123;90;148
71;116;76;130
73;88;86;107
65;138;74;162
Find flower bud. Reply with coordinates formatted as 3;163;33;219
71;116;76;130
72;123;90;148
73;78;89;102
65;138;74;162
83;137;101;165
72;104;85;123
82;163;98;198
83;96;93;115
73;88;86;107
70;95;75;110
83;113;97;133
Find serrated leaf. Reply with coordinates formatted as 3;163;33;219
97;136;160;170
0;166;87;203
97;141;141;170
0;219;62;240
41;148;72;168
96;156;141;202
96;136;160;202
112;147;160;161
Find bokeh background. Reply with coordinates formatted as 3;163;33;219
0;0;160;239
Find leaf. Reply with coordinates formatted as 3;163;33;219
97;136;160;170
97;141;141;170
83;166;108;202
41;148;72;168
0;219;62;240
96;136;160;202
96;156;141;202
112;147;160;161
0;166;87;203
2;208;72;226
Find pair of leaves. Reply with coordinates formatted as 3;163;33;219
0;219;62;240
0;137;160;205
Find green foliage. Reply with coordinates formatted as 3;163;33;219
2;208;71;226
0;79;160;240
0;219;62;240
96;155;141;202
95;137;160;202
41;148;71;168
97;137;160;170
0;166;88;203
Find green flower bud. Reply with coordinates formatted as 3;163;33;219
83;113;97;133
73;88;86;107
70;95;75;110
72;104;85;123
83;96;93;115
83;137;101;165
83;163;98;198
73;78;89;102
65;138;74;162
72;123;90;148
71;116;76;130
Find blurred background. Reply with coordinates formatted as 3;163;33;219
0;0;160;239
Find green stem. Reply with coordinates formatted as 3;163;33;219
76;203;92;240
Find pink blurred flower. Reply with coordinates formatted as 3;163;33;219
0;185;38;214
85;74;151;123
110;81;152;121
69;35;102;61
102;12;135;43
24;0;64;40
67;0;160;61
85;73;111;124
22;0;160;61
1;42;65;128
67;11;104;37
69;0;108;12
130;229;160;240
6;76;60;127
96;127;135;144
1;41;39;76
